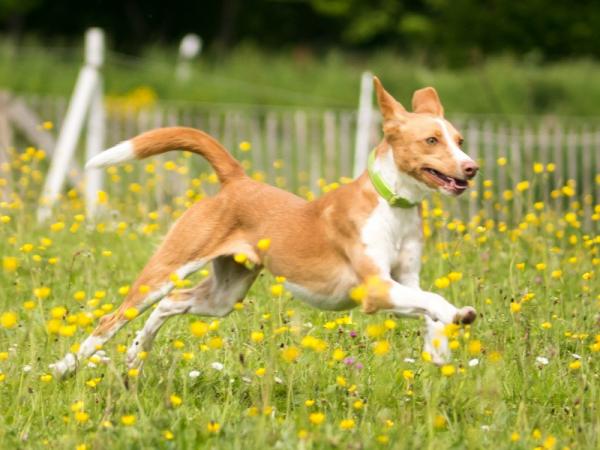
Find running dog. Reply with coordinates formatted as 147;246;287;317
50;77;478;377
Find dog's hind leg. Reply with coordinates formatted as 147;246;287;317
125;256;259;370
49;244;208;378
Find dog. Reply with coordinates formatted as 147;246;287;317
50;77;478;377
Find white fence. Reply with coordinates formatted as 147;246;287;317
2;92;599;227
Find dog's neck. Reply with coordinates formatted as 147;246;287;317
371;146;429;205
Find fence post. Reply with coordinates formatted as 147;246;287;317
353;71;373;177
37;28;104;221
176;34;202;82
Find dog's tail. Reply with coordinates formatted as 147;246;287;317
86;127;245;184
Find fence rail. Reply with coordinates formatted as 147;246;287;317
2;93;599;228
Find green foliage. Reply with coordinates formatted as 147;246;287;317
1;1;599;61
4;42;600;116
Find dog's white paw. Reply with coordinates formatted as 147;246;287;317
49;353;77;378
453;306;477;325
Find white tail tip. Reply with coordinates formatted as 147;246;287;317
85;141;135;169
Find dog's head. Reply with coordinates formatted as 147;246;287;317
373;77;478;196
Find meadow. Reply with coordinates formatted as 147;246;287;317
0;140;598;450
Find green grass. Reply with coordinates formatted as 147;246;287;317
0;150;599;449
3;40;600;116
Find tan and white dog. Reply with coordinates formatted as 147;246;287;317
51;77;479;377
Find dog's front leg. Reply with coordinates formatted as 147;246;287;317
393;240;454;364
383;282;476;325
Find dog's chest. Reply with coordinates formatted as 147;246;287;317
360;198;421;275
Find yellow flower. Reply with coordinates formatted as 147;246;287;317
516;181;529;192
448;271;462;282
309;412;325;425
250;331;264;343
366;323;386;338
207;336;223;349
569;360;581;371
257;238;271;251
169;394;183;407
402;370;414;380
510;302;522;313
190;320;209;337
163;430;174;440
255;367;266;377
339;419;355;430
281;346;300;363
124;308;139;320
50;222;65;232
434;277;450;289
74;411;89;424
239;141;252;152
349;284;367;302
2;256;18;273
468;340;482;355
373;340;390;356
332;348;346;361
33;286;51;299
441;364;456;376
59;324;77;337
270;284;284;296
384;319;396;329
207;421;220;433
497;157;507;166
535;263;546;271
39;373;53;383
541;321;552;329
533;162;544;173
121;415;136;426
128;368;139;378
353;400;364;410
377;435;390;444
0;311;18;329
433;415;447;429
551;270;563;279
233;253;247;264
516;262;525;270
510;432;521;442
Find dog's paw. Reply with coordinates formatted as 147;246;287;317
49;353;77;379
453;306;477;325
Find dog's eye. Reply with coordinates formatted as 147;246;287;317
458;138;464;147
426;137;438;145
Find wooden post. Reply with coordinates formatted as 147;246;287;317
38;28;104;221
353;71;373;177
176;34;202;82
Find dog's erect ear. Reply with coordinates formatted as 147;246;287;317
412;87;444;116
373;76;406;121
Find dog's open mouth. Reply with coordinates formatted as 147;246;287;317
423;168;468;195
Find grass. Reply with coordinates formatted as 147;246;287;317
3;40;600;116
0;146;599;450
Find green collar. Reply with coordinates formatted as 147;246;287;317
367;150;418;208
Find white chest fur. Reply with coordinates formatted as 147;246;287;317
361;198;421;277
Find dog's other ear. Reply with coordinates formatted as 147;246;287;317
373;76;406;121
412;87;444;116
